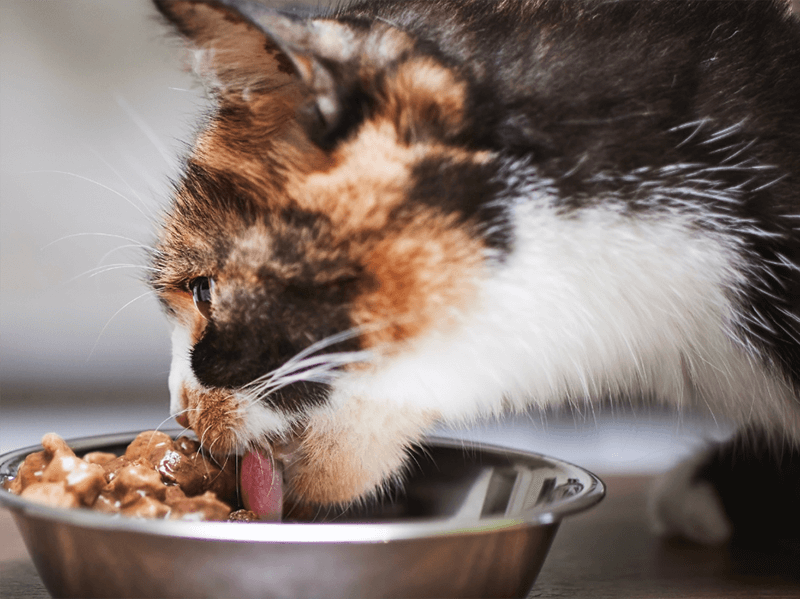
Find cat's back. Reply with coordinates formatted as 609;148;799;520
344;0;800;168
343;0;800;385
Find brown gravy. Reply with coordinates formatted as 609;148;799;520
4;431;258;521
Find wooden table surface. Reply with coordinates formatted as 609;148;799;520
1;475;797;598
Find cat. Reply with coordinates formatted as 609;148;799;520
150;0;800;546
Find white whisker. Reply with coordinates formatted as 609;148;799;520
115;94;175;168
23;170;155;222
41;232;150;252
238;317;405;408
118;149;171;194
153;411;187;435
241;327;371;393
244;351;373;404
86;289;157;360
256;350;371;386
84;144;160;221
97;244;154;266
85;263;156;278
244;356;373;408
63;263;156;285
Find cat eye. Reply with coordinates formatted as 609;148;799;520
189;276;214;320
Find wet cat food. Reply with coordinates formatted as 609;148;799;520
5;431;244;521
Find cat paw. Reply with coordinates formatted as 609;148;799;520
284;397;436;506
648;451;732;545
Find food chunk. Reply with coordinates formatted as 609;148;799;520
4;431;248;522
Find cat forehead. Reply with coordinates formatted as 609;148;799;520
172;116;491;251
190;45;471;154
180;67;485;237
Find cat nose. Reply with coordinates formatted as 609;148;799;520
175;413;190;428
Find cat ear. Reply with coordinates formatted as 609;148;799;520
155;0;408;142
154;0;300;96
240;9;370;141
217;1;417;144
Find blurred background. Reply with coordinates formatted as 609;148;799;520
1;0;735;470
1;0;199;450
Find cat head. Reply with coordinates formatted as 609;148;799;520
151;0;508;505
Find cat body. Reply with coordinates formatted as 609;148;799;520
152;0;800;543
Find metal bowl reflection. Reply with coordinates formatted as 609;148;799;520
0;431;603;598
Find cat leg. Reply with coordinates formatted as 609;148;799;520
284;396;437;506
648;449;733;545
649;428;800;547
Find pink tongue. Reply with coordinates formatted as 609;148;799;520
241;450;283;521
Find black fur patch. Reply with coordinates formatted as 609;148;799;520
695;430;800;550
190;282;360;411
408;156;511;253
299;75;375;152
180;161;260;230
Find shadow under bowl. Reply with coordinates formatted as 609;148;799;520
0;431;604;598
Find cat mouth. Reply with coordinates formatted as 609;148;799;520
174;405;303;519
240;438;301;520
240;448;283;519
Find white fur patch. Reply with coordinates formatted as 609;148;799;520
236;393;295;441
649;451;732;545
168;323;195;418
330;168;798;439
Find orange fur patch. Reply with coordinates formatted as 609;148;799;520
288;119;488;228
287;120;413;230
184;385;243;456
284;119;489;349
192;95;329;208
163;1;296;95
353;208;486;348
382;57;469;138
287;397;438;505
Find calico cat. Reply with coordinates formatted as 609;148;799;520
151;0;800;545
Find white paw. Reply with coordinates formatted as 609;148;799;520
648;451;732;545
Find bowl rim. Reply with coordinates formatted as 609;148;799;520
0;430;604;544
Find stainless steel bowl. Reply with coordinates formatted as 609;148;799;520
0;431;604;598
